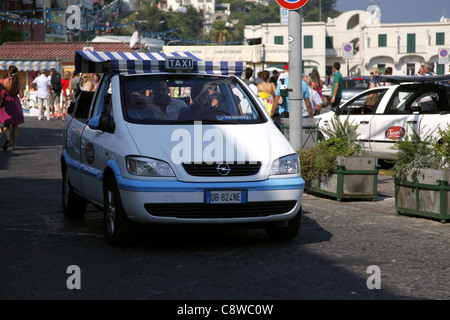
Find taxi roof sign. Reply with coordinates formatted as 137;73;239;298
75;51;245;77
165;57;193;71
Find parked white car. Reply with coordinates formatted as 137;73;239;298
315;74;450;160
61;51;305;246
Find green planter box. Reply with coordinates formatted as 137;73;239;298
306;156;379;201
395;169;450;223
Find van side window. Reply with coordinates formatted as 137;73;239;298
90;75;111;119
73;91;95;122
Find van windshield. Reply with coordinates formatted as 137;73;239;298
122;74;266;124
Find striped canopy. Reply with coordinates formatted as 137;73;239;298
75;50;245;77
0;60;59;72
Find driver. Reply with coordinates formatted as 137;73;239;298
147;81;188;120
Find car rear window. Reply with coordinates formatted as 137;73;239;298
122;74;266;125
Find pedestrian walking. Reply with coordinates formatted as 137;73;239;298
0;65;24;151
310;69;324;99
330;62;343;113
50;68;63;118
422;61;436;76
33;69;52;121
80;73;94;91
257;70;276;114
93;73;101;91
61;71;71;122
303;75;323;116
272;72;313;128
68;71;81;102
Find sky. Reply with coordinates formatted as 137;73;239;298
334;0;450;23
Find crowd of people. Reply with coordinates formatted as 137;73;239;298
0;66;102;151
0;60;443;151
251;64;326;128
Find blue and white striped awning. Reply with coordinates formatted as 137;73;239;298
75;51;245;77
0;60;59;72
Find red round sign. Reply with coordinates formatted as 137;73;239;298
276;0;309;10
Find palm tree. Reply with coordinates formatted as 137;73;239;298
210;20;229;43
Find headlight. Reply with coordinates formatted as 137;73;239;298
270;154;300;175
126;156;175;177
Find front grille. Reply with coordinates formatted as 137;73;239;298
182;161;261;177
144;201;297;219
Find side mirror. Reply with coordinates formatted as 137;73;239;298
88;114;115;133
88;115;101;130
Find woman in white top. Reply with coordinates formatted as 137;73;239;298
80;73;94;92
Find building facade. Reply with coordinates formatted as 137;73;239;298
242;9;450;79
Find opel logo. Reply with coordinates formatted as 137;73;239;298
216;163;231;176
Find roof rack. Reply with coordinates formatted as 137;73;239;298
373;74;450;84
74;50;245;77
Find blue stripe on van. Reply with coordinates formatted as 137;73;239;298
116;175;304;193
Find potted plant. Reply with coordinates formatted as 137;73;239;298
393;126;450;223
298;115;379;201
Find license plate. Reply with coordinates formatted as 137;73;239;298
205;190;246;204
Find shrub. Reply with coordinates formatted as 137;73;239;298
298;115;367;184
392;126;450;182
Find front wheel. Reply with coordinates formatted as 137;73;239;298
104;177;135;246
62;167;86;217
266;207;302;241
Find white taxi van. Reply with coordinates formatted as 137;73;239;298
61;51;304;246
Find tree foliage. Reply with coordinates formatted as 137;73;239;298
127;0;341;44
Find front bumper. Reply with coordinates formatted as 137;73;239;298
116;176;304;224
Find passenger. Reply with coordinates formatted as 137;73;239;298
207;85;223;108
178;84;212;120
147;81;188;120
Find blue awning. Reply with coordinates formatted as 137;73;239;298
0;60;59;72
75;50;245;77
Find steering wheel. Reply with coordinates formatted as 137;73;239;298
362;105;374;114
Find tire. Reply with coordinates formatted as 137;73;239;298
104;176;135;246
266;207;302;241
62;167;86;217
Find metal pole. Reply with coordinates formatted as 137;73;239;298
288;9;302;150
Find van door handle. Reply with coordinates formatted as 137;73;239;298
407;120;417;124
360;121;369;124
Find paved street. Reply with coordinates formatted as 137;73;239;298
0;116;449;301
